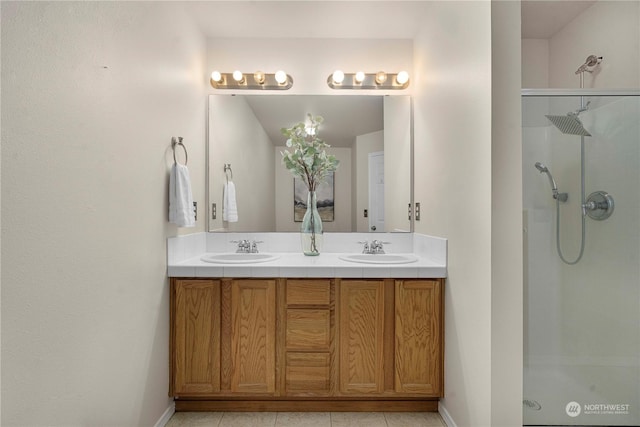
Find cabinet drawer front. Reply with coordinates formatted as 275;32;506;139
286;309;330;350
286;352;330;393
286;280;330;306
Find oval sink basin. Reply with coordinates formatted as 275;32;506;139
201;253;280;264
339;254;418;264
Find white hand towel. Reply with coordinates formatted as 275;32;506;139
223;181;238;223
169;163;196;227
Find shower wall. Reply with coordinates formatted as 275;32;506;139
523;94;640;425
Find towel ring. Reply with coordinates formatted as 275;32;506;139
224;163;233;182
171;137;188;165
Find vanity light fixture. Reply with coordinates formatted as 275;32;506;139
332;70;345;85
396;70;410;85
210;70;293;90
232;70;244;83
326;70;410;90
253;70;266;84
375;71;387;85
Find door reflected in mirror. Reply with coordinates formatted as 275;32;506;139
206;94;412;233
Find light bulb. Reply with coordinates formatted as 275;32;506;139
275;70;287;84
232;70;244;82
375;71;387;85
396;71;409;85
332;70;345;84
354;71;365;83
253;71;265;84
211;71;222;82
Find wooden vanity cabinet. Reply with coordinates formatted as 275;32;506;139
337;279;443;397
170;277;443;410
170;278;277;397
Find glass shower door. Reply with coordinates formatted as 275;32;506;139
522;91;640;426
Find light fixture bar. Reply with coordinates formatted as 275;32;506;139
326;72;410;90
210;71;293;90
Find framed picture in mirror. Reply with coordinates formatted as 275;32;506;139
294;172;335;222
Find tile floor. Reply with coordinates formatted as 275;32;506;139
166;411;446;427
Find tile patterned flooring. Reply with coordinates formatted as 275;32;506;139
166;411;446;427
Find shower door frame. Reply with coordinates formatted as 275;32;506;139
522;88;640;427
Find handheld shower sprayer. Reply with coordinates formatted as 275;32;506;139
535;162;568;202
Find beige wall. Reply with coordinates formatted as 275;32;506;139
1;2;205;426
490;1;523;426
413;1;493;425
208;95;276;231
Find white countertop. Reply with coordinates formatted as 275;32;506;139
167;232;447;279
168;251;446;278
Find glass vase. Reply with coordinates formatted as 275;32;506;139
301;191;323;256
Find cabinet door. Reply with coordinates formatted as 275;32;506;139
339;280;385;394
173;279;221;395
230;279;276;393
395;280;443;395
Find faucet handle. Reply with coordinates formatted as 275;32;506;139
358;241;370;254
250;240;263;253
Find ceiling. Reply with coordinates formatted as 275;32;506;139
242;95;384;148
521;1;596;39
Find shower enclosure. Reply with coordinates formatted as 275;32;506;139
522;89;640;426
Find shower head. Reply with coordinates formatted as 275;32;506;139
534;162;568;202
545;113;592;137
534;162;548;173
575;55;603;74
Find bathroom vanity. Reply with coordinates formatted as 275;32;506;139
167;232;447;412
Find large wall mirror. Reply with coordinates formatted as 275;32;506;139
206;94;412;233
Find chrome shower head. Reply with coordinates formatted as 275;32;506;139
545;113;592;136
575;55;603;74
534;162;548;173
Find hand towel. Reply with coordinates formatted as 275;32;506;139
223;181;238;222
169;163;196;227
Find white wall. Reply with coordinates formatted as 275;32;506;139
208;95;275;231
523;1;640;89
1;2;205;426
413;2;493;425
275;147;352;232
354;131;384;232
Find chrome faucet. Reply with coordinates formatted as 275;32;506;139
370;240;385;254
232;239;262;253
234;239;251;253
358;240;388;254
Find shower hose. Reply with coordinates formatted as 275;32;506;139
555;138;586;265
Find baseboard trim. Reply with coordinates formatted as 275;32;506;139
154;402;176;427
438;402;457;427
175;399;439;412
